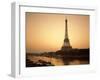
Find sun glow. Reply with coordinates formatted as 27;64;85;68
26;13;89;53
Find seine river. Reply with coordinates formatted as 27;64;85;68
27;55;89;66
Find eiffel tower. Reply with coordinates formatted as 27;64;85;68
61;19;72;51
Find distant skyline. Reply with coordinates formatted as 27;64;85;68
26;12;89;53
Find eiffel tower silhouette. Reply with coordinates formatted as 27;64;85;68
61;19;72;51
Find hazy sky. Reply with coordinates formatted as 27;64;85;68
26;12;89;53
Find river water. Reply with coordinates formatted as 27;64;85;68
27;55;89;66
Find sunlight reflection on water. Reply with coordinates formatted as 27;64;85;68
28;55;89;66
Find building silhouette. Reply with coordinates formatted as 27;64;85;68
61;19;72;51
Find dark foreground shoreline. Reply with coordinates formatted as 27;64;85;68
26;48;89;67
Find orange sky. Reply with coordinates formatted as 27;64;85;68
26;12;89;53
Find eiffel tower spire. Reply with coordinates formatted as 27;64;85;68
61;19;72;51
65;19;68;39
